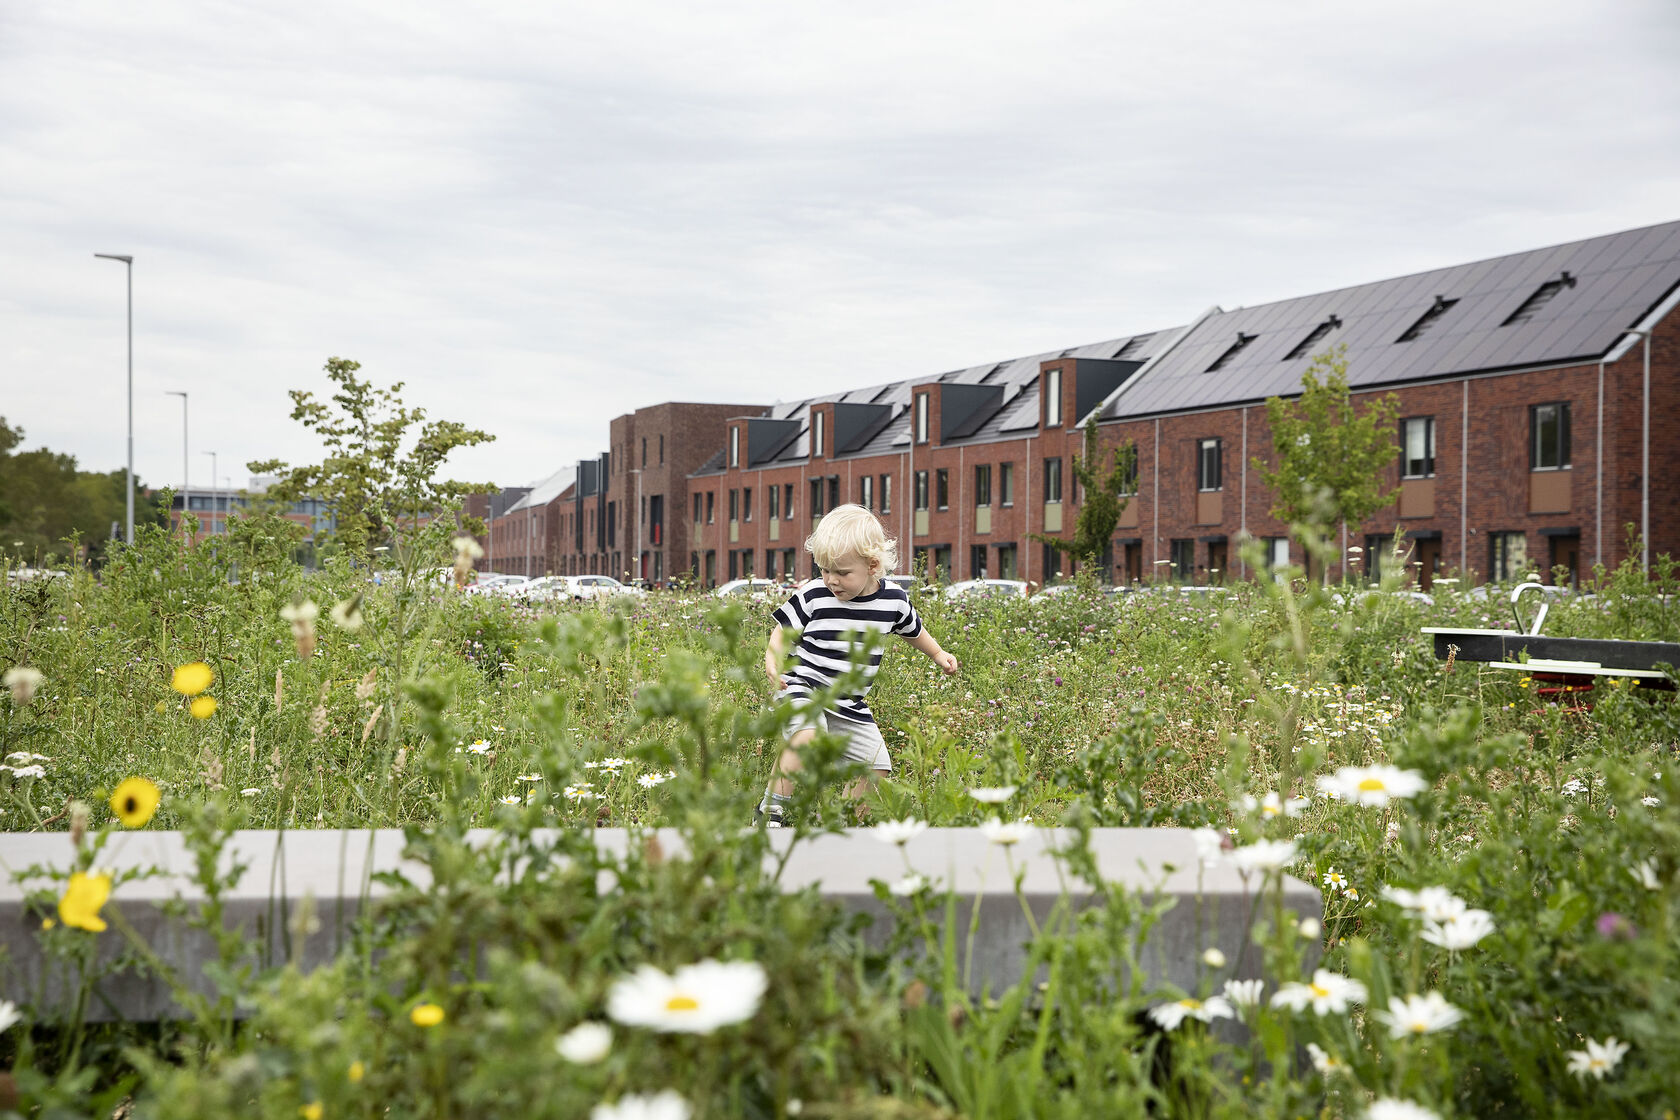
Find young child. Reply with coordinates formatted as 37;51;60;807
756;504;959;827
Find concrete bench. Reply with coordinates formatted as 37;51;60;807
0;827;1318;1021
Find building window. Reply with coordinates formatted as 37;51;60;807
813;410;825;458
693;493;702;523
1206;332;1257;373
729;550;738;580
1170;539;1194;579
914;470;929;511
729;427;739;468
860;474;873;511
933;545;952;582
768;484;780;521
1397;296;1458;342
935;469;949;510
729;489;739;522
1196;438;1222;492
783;548;795;576
1283;315;1341;361
879;474;891;515
641;438;647;468
1264;537;1289;571
658;435;664;464
1490;531;1530;581
970;544;988;580
810;478;825;518
915;394;930;444
1042;543;1063;581
1044;368;1062;428
765;549;777;579
999;462;1014;506
996;543;1017;580
743;487;753;521
974;464;992;507
1116;452;1137;497
1531;403;1571;470
1044;457;1062;503
1401;417;1436;479
1363;534;1387;581
783;484;794;520
1503;272;1576;326
827;476;840;511
705;491;714;524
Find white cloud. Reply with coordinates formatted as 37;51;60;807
2;0;1677;489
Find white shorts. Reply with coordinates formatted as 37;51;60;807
781;696;892;772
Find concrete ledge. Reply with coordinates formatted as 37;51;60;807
0;828;1318;1021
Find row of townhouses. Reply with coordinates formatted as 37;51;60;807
481;220;1678;589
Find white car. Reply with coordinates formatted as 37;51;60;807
944;578;1029;600
564;575;645;601
714;578;783;602
507;575;573;603
466;573;528;596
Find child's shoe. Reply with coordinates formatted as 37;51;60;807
752;801;787;829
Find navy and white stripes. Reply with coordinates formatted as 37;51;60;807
771;579;923;724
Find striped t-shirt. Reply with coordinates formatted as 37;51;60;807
771;578;924;724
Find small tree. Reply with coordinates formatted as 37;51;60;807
249;358;497;560
1029;416;1138;582
1254;345;1399;542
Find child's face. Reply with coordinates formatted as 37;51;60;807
819;552;880;601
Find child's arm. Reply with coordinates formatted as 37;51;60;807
906;628;959;675
765;626;787;689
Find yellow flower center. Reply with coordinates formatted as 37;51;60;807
665;995;700;1012
1178;998;1201;1010
1357;778;1387;792
1310;983;1331;999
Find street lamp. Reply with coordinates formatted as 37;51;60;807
94;253;134;544
629;468;643;585
202;451;218;537
165;391;187;532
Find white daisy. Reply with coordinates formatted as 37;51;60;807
1630;860;1660;890
1565;1036;1630;1080
871;818;929;846
1229;838;1298;873
1420;908;1495;951
1322;868;1348;890
1367;1099;1441;1120
1376;992;1463;1039
1305;1042;1346;1075
517;773;543;782
606;959;768;1034
1191;828;1226;868
1315;764;1428;807
240;787;262;796
888;873;929;897
1271;969;1367;1015
556;1021;612;1063
979;817;1033;846
1382;885;1467;923
1239;790;1310;818
637;771;676;789
967;786;1017;804
1222;979;1264;1007
465;739;492;755
0;1000;21;1035
1146;995;1234;1030
591;1092;691;1120
499;794;521;805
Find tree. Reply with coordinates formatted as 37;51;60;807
0;416;168;565
1029;416;1138;582
248;358;497;560
1253;345;1399;536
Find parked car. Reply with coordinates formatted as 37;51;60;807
466;573;528;596
880;574;917;594
554;575;643;601
507;576;572;604
714;578;782;602
944;578;1029;600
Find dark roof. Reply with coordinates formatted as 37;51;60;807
1102;220;1680;420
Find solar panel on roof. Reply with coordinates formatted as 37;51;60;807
1502;273;1577;326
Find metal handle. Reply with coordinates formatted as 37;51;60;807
1511;582;1549;636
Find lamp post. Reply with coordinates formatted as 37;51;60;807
1622;329;1653;575
94;253;134;544
165;391;187;533
202;451;218;537
629;468;643;585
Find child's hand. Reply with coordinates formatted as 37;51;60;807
934;650;959;675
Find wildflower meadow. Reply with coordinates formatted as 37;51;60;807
1;515;1678;1119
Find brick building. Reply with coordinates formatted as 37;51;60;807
687;221;1680;589
490;402;763;583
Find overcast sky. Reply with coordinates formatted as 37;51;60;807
3;0;1678;493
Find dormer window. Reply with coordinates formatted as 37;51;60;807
729;427;739;468
1206;332;1257;372
1283;315;1342;361
813;410;826;457
1502;272;1576;326
1044;368;1062;428
915;394;930;444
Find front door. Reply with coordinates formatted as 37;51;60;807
1550;534;1581;587
1207;541;1228;582
1414;538;1442;591
1122;542;1142;585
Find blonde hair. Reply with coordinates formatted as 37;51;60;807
806;504;898;574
